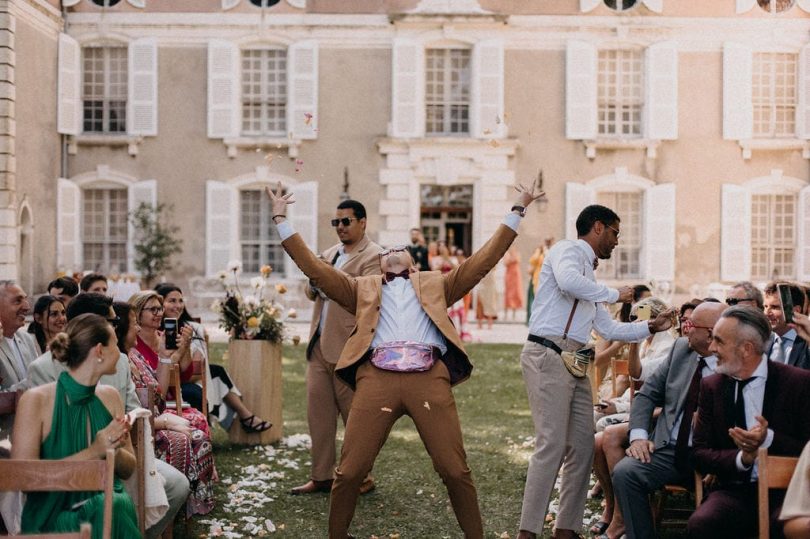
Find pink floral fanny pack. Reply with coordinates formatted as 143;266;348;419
370;341;439;372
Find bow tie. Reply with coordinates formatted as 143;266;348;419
383;270;411;284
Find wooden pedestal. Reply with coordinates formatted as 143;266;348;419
226;340;283;445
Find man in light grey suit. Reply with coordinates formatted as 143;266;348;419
612;302;727;539
0;281;35;390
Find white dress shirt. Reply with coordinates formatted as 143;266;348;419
733;355;774;480
527;239;651;344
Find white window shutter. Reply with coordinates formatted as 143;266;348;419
206;181;239;277
796;185;810;281
565;182;596;241
391;38;425;138
645;40;678;140
566;40;598;140
796;44;810;139
127;0;145;7
285;181;318;279
799;0;810;13
127;38;158;137
642;0;663;12
207;40;239;139
222;0;241;9
723;42;753;141
288;41;319;140
128;180;158;274
580;0;600;11
472;39;504;139
643;183;676;281
736;0;757;13
721;184;752;282
57;178;82;273
57;33;81;136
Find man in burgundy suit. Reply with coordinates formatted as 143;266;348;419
689;306;810;538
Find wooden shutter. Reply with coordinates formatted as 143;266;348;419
285;181;318;279
391;38;425;138
127;38;158;137
207;40;239;139
128;180;158;274
222;0;241;9
472;39;504;138
645;40;678;140
796;44;810;139
642;0;663;12
736;0;757;13
797;185;810;281
720;184;752;282
565;182;596;241
723;42;753;140
566;40;598;140
57;33;81;136
206;181;238;276
288;41;319;140
57;178;82;272
643;183;676;281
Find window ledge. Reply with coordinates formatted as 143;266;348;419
222;137;302;159
69;134;143;156
737;138;810;160
583;139;661;159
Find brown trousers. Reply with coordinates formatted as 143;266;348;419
328;360;483;539
307;341;355;481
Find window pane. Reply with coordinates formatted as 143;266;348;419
750;193;796;280
598;49;643;138
82;46;128;134
752;53;797;138
241;49;287;136
595;191;642;279
425;49;471;136
239;189;284;275
82;188;129;273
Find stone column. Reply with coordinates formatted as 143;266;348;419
0;0;15;281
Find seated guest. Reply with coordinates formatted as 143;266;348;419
27;295;67;353
128;292;216;517
80;273;109;296
764;282;809;370
678;298;703;338
612;302;727;539
12;313;140;536
154;283;271;433
688;306;810;538
0;280;36;391
781;440;810;539
47;277;79;309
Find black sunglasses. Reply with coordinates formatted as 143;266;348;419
725;297;751;306
106;316;121;328
330;217;358;227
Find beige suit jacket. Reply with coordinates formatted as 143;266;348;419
0;330;39;390
305;234;382;363
283;223;518;389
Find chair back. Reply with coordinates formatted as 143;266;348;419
165;364;184;412
758;447;799;539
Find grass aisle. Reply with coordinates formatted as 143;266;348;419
187;343;611;538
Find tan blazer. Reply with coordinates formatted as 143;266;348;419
283;223;518;389
0;330;38;390
305;234;382;363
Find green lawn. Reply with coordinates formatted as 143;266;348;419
179;343;687;538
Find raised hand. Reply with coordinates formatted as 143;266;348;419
513;181;546;210
265;181;296;220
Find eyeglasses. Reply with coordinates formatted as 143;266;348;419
330;217;358;227
725;297;753;306
605;223;621;238
379;245;409;258
106;316;121;328
681;319;713;338
143;306;164;315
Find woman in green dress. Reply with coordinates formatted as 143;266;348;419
12;313;141;538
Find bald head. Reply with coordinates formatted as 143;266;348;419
687;302;728;356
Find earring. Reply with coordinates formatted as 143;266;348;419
97;358;103;364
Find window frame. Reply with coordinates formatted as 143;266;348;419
751;51;798;139
81;44;129;135
80;186;129;274
595;190;644;280
238;187;286;276
239;46;288;138
597;47;645;139
424;47;472;137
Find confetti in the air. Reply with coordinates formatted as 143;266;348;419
304;113;313;125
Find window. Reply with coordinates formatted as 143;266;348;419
425;49;471;136
82;46;127;134
596;191;642;279
604;0;638;9
91;0;121;5
241;49;287;137
751;193;796;280
598;49;643;138
82;188;128;273
752;53;797;138
240;189;285;275
758;0;795;13
249;0;281;6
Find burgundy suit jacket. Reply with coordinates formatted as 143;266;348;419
692;360;810;484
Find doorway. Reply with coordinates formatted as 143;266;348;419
419;184;473;256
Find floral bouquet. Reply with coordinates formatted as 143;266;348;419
212;260;299;344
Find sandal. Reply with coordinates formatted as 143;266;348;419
240;415;273;433
589;521;609;535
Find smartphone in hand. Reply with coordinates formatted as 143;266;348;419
163;318;178;350
635;304;652;321
778;284;794;325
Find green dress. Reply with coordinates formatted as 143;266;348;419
20;371;141;538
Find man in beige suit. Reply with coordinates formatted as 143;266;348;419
0;281;35;390
290;199;382;495
268;181;543;539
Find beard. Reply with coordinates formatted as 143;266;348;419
715;355;744;377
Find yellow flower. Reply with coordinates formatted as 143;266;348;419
275;283;287;294
247;316;260;328
287;308;297;319
292;335;301;345
260;265;273;277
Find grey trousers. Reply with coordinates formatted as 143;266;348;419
612;444;682;539
146;459;191;539
519;337;594;534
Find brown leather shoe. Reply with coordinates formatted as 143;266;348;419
358;478;375;495
289;479;333;495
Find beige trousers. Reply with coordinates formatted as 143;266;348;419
519;337;594;534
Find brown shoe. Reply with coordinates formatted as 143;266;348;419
358;478;376;495
289;479;333;495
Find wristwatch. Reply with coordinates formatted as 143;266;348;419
159;357;173;365
510;205;527;217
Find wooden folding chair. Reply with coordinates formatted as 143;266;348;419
165;364;184;412
0;449;115;539
129;414;148;537
758;447;799;539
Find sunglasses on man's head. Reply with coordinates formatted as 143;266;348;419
379;246;409;258
330;217;358;227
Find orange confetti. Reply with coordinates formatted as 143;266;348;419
489;139;500;148
304;113;313;125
